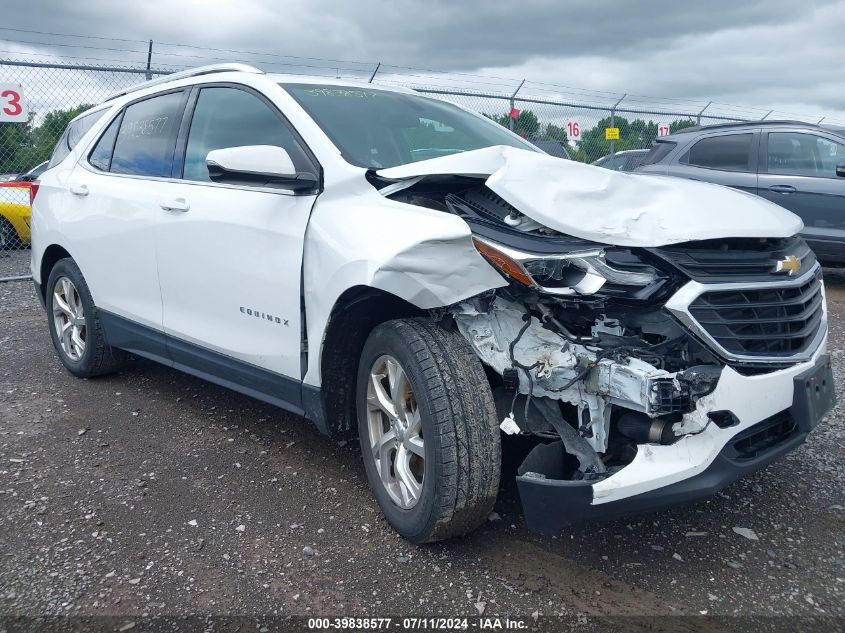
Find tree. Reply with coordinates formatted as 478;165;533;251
483;109;698;163
572;116;697;163
0;103;93;174
485;109;568;143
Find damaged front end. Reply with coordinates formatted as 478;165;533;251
378;161;834;534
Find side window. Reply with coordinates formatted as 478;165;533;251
88;114;122;171
110;91;184;177
640;140;676;166
183;87;311;183
67;110;105;148
685;133;753;171
48;109;106;168
817;136;845;175
768;132;845;177
601;155;627;171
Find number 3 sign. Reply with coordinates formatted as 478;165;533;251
0;84;28;122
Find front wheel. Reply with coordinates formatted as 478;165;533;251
356;318;501;543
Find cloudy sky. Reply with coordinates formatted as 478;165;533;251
2;0;844;122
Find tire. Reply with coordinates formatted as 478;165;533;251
356;318;501;543
0;217;18;250
46;258;126;378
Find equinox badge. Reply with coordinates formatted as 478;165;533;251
774;255;801;276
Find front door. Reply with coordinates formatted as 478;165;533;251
154;85;319;410
757;130;845;261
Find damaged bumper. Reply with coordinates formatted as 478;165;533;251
516;347;834;534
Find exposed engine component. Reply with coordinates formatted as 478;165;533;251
617;412;679;445
451;296;723;457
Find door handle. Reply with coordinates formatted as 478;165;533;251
768;184;797;194
69;183;89;196
160;197;190;212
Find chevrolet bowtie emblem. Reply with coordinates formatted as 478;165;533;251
775;255;802;276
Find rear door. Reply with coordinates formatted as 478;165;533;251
154;84;320;408
64;90;188;343
668;131;759;195
758;130;845;261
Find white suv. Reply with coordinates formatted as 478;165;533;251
31;64;835;542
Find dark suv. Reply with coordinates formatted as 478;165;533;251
637;121;845;265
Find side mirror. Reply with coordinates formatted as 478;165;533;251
206;145;317;191
836;165;845;178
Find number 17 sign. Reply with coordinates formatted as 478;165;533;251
0;84;28;123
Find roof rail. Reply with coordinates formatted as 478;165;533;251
104;63;263;102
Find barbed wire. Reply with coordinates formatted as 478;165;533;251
0;26;841;125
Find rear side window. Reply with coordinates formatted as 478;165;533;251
639;140;676;166
684;133;753;171
48;109;106;168
89;114;122;171
109;91;184;177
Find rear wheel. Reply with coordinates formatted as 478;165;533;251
357;318;501;543
46;258;126;377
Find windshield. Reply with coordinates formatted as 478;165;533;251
284;84;536;169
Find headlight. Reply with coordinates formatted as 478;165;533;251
473;237;659;296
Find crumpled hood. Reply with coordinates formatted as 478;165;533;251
377;145;803;247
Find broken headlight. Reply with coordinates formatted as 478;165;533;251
473;237;659;296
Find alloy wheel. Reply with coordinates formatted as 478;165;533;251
365;354;425;509
52;276;86;361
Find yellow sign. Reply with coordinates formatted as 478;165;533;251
605;127;620;140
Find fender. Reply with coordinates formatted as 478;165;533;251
301;185;505;388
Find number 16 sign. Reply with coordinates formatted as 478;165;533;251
566;120;581;141
0;84;28;123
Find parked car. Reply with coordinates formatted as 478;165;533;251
0;162;53;249
530;140;570;159
13;160;49;183
592;149;649;172
637;121;845;265
0;184;31;249
31;65;834;542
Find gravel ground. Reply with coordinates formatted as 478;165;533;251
0;268;843;631
0;249;30;279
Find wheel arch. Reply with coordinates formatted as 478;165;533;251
316;285;425;437
38;244;73;302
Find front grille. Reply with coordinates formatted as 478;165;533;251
688;270;824;357
654;236;816;282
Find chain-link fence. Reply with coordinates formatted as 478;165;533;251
0;60;168;279
0;182;32;279
0;57;827;280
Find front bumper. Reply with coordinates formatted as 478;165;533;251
516;344;835;535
